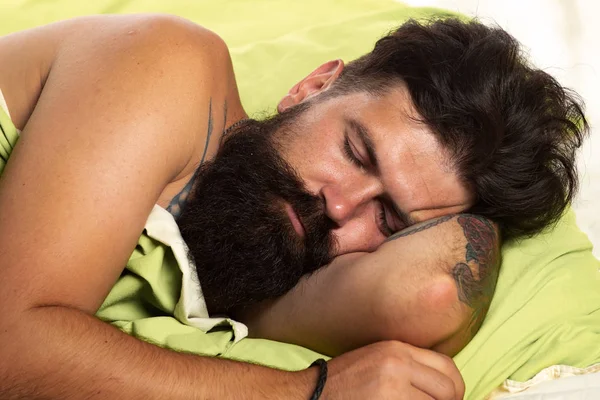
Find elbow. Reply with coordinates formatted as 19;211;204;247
372;270;496;357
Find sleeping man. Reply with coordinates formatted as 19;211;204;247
0;14;587;400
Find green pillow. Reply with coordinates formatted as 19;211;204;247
2;1;599;399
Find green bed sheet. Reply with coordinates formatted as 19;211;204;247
2;1;600;399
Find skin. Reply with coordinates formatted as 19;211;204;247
239;214;500;358
0;13;497;399
276;60;473;253
236;60;493;355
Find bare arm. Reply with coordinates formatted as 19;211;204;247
1;307;316;399
0;15;467;400
0;15;312;400
239;214;500;357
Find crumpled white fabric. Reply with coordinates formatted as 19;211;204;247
488;364;600;399
142;203;249;342
0;89;10;120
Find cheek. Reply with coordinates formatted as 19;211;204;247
278;130;336;189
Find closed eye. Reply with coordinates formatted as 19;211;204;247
343;131;364;168
377;200;394;237
384;198;410;233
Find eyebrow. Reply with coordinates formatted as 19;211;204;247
347;117;415;229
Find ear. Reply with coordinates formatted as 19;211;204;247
278;59;344;113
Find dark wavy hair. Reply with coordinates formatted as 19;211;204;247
329;18;588;240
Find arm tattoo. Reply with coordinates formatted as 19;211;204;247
199;97;214;166
451;215;500;329
166;167;199;219
385;213;499;333
385;214;455;242
167;98;220;219
219;100;228;147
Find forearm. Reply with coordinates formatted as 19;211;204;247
240;214;500;357
239;252;390;356
0;306;313;400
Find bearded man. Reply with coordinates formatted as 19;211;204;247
0;14;586;400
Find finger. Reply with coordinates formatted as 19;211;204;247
407;346;465;398
408;361;457;400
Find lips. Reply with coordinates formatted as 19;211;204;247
285;203;306;238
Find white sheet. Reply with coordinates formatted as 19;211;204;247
490;364;600;399
0;89;11;119
143;205;248;342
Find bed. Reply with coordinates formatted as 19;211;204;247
2;1;599;398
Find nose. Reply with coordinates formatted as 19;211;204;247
320;176;382;227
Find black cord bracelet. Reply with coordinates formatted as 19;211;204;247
309;359;328;400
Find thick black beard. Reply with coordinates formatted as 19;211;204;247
177;112;337;316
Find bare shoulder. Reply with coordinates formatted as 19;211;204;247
1;13;230;69
64;14;231;67
0;14;242;158
0;15;242;315
64;15;245;174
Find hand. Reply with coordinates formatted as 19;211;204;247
320;341;465;400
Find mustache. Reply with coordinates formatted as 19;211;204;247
221;119;339;263
177;114;339;314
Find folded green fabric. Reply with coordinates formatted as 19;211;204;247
96;204;324;368
2;2;600;399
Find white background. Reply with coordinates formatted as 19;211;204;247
403;0;600;258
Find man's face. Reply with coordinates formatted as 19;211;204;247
277;85;473;254
178;84;472;315
177;107;337;315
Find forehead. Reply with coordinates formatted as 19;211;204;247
329;86;472;221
